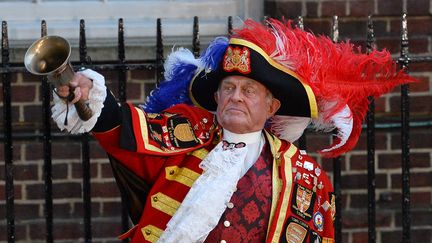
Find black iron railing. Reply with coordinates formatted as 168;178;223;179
1;15;431;243
366;15;377;243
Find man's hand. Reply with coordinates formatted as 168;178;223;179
56;72;93;103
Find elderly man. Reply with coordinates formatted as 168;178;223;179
52;19;414;243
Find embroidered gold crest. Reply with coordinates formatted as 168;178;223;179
223;46;251;74
173;123;195;142
291;184;315;221
168;117;199;148
283;217;309;243
296;185;313;213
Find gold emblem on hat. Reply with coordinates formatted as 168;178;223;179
223;46;251;74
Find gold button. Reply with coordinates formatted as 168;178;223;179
223;220;230;227
227;202;234;209
153;196;158;202
169;170;175;175
145;229;151;235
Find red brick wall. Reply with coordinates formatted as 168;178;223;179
265;0;432;242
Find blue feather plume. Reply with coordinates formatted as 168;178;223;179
142;37;229;113
200;37;229;71
143;63;197;113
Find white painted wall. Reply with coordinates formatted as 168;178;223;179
0;0;264;47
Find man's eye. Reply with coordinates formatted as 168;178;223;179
245;87;255;94
223;86;234;91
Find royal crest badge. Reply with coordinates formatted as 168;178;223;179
223;46;251;74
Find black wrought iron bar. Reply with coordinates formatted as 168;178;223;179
297;16;304;30
192;16;200;58
2;120;430;142
79;19;93;243
3;53;432;74
331;15;342;243
365;121;432;129
1;133;95;141
228;16;233;35
400;13;411;243
117;18;131;243
81;63;155;71
366;15;376;243
296;16;307;150
2;20;15;243
332;155;342;243
118;18;127;102
398;56;432;63
0;62;156;74
156;18;164;85
39;20;54;243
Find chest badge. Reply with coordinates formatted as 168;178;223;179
313;211;324;232
168;117;200;148
283;217;309;243
291;184;316;221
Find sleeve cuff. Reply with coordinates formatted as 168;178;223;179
51;69;107;134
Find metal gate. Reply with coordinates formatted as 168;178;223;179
1;15;431;243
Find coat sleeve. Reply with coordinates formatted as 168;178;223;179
91;89;219;183
91;90;220;224
51;69;107;134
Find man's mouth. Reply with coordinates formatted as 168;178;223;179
225;107;246;113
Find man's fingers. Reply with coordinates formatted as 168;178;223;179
69;73;83;87
56;85;70;98
55;73;92;101
71;87;82;103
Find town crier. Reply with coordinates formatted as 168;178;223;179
51;18;415;242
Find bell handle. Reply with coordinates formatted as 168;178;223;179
67;86;93;121
74;99;93;121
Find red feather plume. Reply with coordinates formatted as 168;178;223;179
231;19;417;157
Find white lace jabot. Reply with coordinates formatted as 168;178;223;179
157;129;265;243
222;129;264;176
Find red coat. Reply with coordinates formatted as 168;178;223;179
92;103;335;243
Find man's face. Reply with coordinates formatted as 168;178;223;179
214;75;281;134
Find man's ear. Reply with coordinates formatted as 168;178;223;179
268;98;281;118
214;91;219;105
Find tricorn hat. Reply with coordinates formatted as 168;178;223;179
189;38;318;118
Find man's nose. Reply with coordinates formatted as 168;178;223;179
230;87;243;102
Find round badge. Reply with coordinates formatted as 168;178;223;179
313;212;324;232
